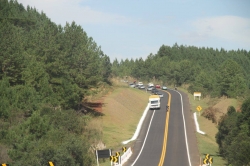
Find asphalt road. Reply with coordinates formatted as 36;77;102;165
123;89;200;166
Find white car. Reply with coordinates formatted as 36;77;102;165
129;83;135;88
148;82;154;87
162;86;168;90
147;86;154;91
138;82;143;86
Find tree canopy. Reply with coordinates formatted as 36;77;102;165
0;0;110;165
216;98;250;165
1;0;250;165
112;44;250;98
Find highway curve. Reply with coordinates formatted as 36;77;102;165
123;89;199;166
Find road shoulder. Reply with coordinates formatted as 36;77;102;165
180;90;200;166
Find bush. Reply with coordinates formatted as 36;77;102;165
201;106;218;123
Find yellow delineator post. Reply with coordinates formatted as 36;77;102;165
203;154;213;166
110;156;113;166
115;152;120;157
196;105;202;116
48;161;54;166
209;157;213;165
122;147;127;152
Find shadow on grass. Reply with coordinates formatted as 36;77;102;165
201;152;223;157
79;102;106;116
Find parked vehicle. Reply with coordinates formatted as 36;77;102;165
147;86;154;91
148;82;154;87
155;84;161;88
139;85;145;89
129;83;135;88
149;95;161;109
162;86;167;90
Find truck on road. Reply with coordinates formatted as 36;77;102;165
149;95;161;109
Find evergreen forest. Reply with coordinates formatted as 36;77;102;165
1;0;250;165
1;0;110;165
112;43;250;98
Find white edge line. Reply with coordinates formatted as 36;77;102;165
131;110;156;166
193;112;206;135
122;104;150;144
175;89;192;166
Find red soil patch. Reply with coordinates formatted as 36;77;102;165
83;98;105;113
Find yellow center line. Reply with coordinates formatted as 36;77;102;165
158;91;171;166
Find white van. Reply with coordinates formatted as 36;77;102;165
149;95;161;109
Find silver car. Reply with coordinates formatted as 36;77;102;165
147;86;154;91
139;85;145;89
129;83;135;88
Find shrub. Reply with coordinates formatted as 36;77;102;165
201;106;219;123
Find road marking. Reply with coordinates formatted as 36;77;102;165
131;110;156;166
158;91;171;166
175;90;192;166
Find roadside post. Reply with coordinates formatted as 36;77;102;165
1;164;9;166
194;92;201;100
202;154;213;166
110;155;118;165
122;147;127;153
48;161;54;166
196;105;202;116
96;149;112;166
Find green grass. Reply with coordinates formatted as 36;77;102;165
98;86;150;166
178;87;227;166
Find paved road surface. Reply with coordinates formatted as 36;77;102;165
123;89;199;166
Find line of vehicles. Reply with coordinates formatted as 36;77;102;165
129;82;145;89
129;82;168;110
129;82;168;91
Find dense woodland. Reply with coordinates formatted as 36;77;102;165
1;0;250;165
216;99;250;166
0;0;110;165
112;44;250;98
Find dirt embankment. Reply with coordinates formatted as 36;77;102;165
202;97;240;124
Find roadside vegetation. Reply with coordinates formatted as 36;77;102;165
0;1;110;165
1;0;250;165
177;85;250;166
97;80;150;166
112;45;250;99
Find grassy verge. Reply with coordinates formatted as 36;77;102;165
98;84;150;166
178;87;238;166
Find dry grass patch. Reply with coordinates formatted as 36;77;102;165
213;97;238;118
101;87;149;149
97;86;150;166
